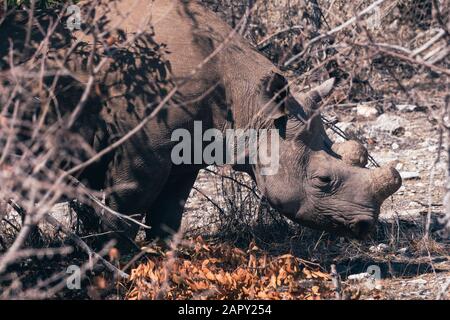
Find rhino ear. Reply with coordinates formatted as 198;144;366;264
262;72;289;120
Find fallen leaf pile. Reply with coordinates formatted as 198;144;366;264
126;237;333;300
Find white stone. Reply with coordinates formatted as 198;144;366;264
373;114;406;133
400;171;421;180
348;272;370;281
357;105;379;118
369;243;389;253
410;279;427;285
396;104;418;112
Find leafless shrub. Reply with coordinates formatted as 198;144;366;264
198;167;294;246
0;0;167;297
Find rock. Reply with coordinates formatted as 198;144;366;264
0;205;22;243
335;122;357;133
357;104;379;118
427;145;438;152
392;142;399;150
348;272;382;290
38;202;79;239
400;171;420;180
328;122;361;143
369;243;389;253
372;114;406;135
396;104;417;112
1;201;96;245
395;163;404;170
409;279;427;285
395;104;426;112
348;272;370;281
434;180;444;187
369;150;398;166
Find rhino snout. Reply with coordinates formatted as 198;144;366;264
350;216;376;239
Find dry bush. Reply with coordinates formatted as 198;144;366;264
186;167;294;245
0;0;166;298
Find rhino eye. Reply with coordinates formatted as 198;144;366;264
319;176;331;183
315;175;332;185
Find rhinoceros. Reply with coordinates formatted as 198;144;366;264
1;0;401;246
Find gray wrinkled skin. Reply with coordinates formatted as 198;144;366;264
63;0;402;245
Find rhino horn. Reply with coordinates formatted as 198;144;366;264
370;166;402;203
332;140;368;167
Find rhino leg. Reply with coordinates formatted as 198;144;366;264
145;170;199;240
100;152;172;249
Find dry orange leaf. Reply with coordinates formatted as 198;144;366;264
311;270;331;280
205;271;216;281
311;286;320;295
303;268;313;279
172;274;183;285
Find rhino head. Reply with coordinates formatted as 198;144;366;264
244;74;401;239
